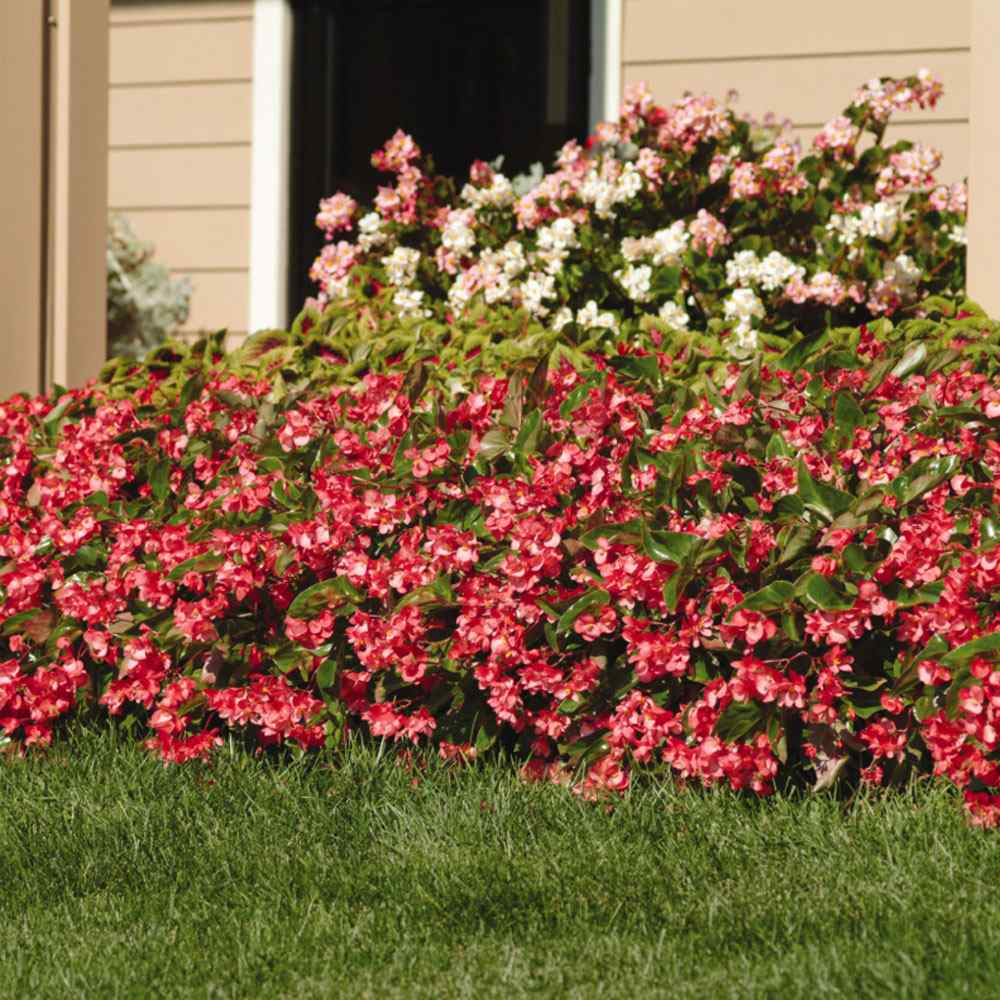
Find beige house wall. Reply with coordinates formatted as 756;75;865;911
621;0;971;181
108;0;254;335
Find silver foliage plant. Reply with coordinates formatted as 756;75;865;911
107;214;192;359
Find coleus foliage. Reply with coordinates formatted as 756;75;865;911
2;296;1000;824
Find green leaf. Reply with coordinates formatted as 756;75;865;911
833;392;865;439
796;462;853;520
981;517;1000;549
315;658;337;689
559;382;593;420
889;454;960;507
891;342;927;380
513;409;542;456
167;552;226;582
715;700;763;742
288;576;362;619
476;428;511;462
499;374;524;429
556;589;610;634
940;633;1000;668
739;580;796;612
661;568;692;614
640;522;700;564
150;459;171;502
179;371;205;408
800;572;854;611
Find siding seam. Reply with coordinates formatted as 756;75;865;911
110;78;253;89
109;204;251;212
110;17;252;28
172;267;250;274
624;46;970;67
794;117;968;129
109;141;252;151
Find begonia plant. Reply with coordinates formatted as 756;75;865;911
2;75;999;830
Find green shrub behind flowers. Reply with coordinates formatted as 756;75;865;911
4;75;1000;828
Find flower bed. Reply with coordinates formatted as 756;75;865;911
3;299;1000;822
3;75;999;825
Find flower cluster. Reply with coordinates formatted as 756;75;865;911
303;72;965;359
2;299;999;827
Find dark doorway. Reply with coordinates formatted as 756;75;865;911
287;0;592;318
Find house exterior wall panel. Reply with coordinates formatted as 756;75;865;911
109;82;253;146
622;2;971;180
623;51;969;127
109;0;253;335
110;18;253;84
623;0;970;64
119;208;251;270
109;146;251;208
172;270;250;332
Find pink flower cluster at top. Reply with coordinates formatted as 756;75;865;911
304;71;964;359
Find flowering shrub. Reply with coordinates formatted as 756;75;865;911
2;296;1000;825
305;71;965;359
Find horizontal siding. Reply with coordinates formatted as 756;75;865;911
623;0;970;180
109;82;253;146
623;0;970;64
110;19;253;85
109;1;253;335
118;208;250;270
109;145;251;208
173;270;250;333
624;51;969;127
111;1;251;22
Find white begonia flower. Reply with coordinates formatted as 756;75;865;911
576;299;618;332
723;288;765;356
827;200;902;247
621;236;651;262
358;212;387;251
535;218;578;275
861;201;901;241
580;169;618;219
614;163;643;203
447;268;479;313
441;211;476;256
552;307;574;331
948;224;967;246
382;246;420;286
519;271;557;317
885;253;921;294
650;221;689;265
725;250;803;292
614;264;653;303
725;250;761;288
393;287;430;318
729;326;760;356
461;174;515;209
757;251;804;292
658;301;689;328
499;240;527;278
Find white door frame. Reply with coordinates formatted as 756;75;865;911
249;0;293;333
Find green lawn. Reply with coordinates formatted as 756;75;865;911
2;729;998;1000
